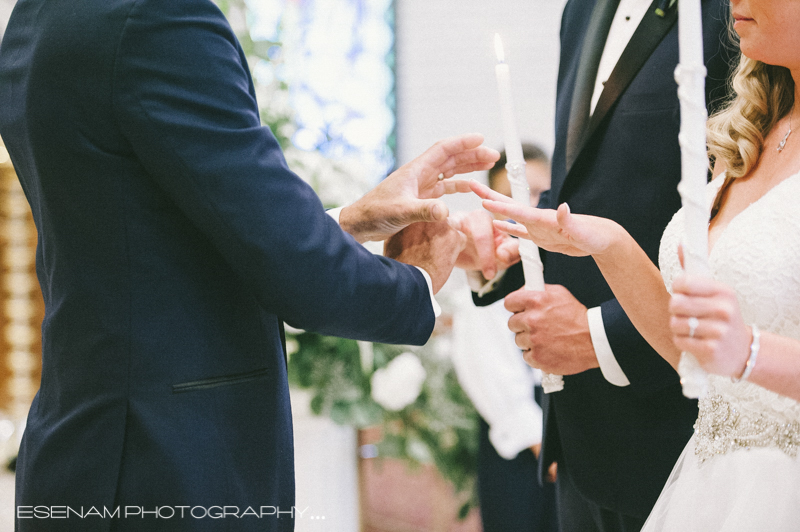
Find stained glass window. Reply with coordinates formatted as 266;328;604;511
240;0;396;206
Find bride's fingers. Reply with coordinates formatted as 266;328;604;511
668;292;736;323
469;180;515;203
670;315;707;339
493;219;530;239
668;292;713;317
481;199;544;224
555;203;579;235
671;274;725;298
555;202;599;245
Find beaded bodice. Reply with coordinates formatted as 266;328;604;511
659;173;800;462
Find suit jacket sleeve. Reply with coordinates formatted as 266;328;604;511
111;0;434;345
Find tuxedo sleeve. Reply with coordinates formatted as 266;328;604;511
111;0;434;345
600;298;681;394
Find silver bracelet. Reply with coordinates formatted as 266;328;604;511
732;324;760;383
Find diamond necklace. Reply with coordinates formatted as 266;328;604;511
777;105;794;152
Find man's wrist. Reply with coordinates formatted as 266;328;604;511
337;204;370;244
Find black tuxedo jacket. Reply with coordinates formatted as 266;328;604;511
476;0;736;518
0;0;435;530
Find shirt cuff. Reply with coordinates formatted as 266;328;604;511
466;269;507;297
488;404;543;460
587;306;630;387
326;206;343;224
415;267;441;318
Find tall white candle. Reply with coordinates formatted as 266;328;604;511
494;34;562;393
675;0;711;398
495;34;525;166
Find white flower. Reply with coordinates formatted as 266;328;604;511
432;336;453;360
284;338;299;356
370;352;427;411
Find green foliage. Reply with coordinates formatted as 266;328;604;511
287;333;383;427
288;334;480;516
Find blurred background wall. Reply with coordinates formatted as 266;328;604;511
396;0;565;212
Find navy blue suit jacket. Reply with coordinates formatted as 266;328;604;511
0;0;434;530
475;0;736;518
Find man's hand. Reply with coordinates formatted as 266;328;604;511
451;209;520;280
529;445;557;482
545;462;557;483
505;285;599;374
384;220;467;294
339;134;499;243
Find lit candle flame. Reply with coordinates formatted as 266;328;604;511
494;33;505;63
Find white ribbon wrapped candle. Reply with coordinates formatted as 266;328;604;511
675;0;710;398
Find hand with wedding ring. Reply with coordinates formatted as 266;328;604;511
669;273;752;378
687;316;699;338
505;284;599;375
339;134;499;243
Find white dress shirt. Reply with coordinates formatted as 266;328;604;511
581;0;653;387
451;291;543;459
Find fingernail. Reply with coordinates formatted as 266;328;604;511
431;203;445;220
562;202;570;214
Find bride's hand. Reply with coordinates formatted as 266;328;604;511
669;274;752;378
469;180;625;258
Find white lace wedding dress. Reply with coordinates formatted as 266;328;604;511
642;173;800;531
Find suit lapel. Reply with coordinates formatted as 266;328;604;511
565;0;620;170
565;0;679;175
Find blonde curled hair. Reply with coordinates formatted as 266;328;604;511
707;55;795;179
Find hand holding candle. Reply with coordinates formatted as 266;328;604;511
494;34;563;393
